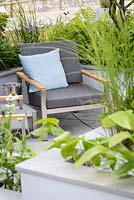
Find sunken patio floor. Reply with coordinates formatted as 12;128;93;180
26;108;102;154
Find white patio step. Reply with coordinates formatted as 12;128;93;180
0;188;21;200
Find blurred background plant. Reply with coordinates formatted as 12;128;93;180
0;12;19;71
79;13;134;115
0;12;9;37
9;0;44;43
0;0;43;71
43;7;96;64
0;37;19;71
108;0;134;29
0;94;36;191
100;0;110;8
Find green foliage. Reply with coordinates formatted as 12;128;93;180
32;109;134;177
0;2;44;71
100;0;110;8
102;110;134;130
31;118;64;140
10;0;42;43
0;12;19;71
108;0;134;29
0;95;35;191
43;7;96;64
0;12;9;37
82;15;134;114
0;37;20;71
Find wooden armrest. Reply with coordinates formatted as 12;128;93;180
81;69;108;83
0;95;23;101
0;114;26;120
16;72;46;91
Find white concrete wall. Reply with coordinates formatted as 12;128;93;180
21;173;132;200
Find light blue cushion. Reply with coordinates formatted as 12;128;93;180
19;49;68;93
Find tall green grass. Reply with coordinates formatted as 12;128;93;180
0;37;19;70
0;12;19;70
77;12;134;114
9;0;44;43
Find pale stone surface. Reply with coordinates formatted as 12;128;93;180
16;148;134;199
0;188;21;200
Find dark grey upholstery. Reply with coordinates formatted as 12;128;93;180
19;41;82;83
28;83;103;109
18;41;103;119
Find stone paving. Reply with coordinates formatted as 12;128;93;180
27;108;102;154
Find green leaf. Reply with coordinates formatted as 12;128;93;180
131;101;134;109
61;138;80;159
102;150;115;160
108;131;133;148
91;155;101;166
50;126;64;136
47;142;62;150
74;145;106;168
28;147;36;157
53;131;71;143
0;172;6;180
132;135;134;144
31;126;48;137
48;132;72;150
34;118;59;126
102;117;116;128
114;159;134;176
101;159;116;169
82;140;95;150
113;144;133;160
96;137;109;147
105;111;134;130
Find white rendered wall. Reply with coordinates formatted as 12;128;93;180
21;173;132;200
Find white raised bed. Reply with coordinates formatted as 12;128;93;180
16;127;134;200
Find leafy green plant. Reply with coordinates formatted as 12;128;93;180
100;0;110;8
0;37;20;71
0;11;20;71
108;0;134;29
9;0;42;43
43;7;96;64
84;17;134;114
0;12;9;37
0;94;35;191
0;11;19;71
32;109;134;177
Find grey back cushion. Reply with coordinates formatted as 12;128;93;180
19;41;82;83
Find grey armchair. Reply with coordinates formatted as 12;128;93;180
16;41;106;120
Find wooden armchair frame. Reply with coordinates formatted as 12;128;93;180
16;69;107;119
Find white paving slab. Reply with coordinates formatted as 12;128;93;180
0;188;21;200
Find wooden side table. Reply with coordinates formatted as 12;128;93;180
0;95;26;134
0;113;26;134
21;104;37;131
0;95;37;133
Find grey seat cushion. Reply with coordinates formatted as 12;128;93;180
19;41;82;84
28;83;103;109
